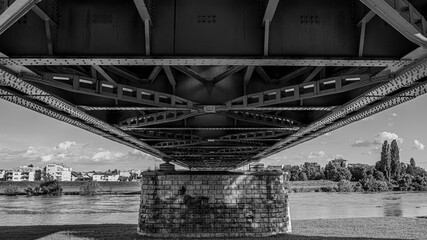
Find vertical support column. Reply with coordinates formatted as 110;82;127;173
138;170;291;238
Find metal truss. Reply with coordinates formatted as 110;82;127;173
79;106;337;111
360;0;427;48
132;130;202;141
122;127;300;131
0;67;166;158
118;110;203;127
21;72;196;108
0;58;411;70
219;130;292;141
226;74;388;108
221;111;302;128
0;0;41;35
252;57;427;160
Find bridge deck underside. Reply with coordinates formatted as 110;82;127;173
1;0;427;169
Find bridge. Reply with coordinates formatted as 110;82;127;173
1;0;427;237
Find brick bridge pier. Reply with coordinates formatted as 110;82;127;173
138;164;291;238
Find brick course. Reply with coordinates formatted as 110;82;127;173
138;171;291;238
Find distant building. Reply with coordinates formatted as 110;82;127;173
0;169;6;180
46;163;72;181
119;171;131;178
92;172;119;182
4;165;40;182
329;158;348;168
266;165;283;170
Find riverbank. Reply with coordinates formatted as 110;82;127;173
0;180;342;195
1;217;426;239
0;181;141;195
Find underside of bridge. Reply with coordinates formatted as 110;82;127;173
1;0;427;171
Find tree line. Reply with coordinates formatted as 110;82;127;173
287;139;427;192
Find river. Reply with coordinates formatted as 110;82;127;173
1;192;426;226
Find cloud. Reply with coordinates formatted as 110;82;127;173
351;139;371;147
55;141;77;151
92;151;125;161
0;140;160;171
392;113;398;117
41;154;54;162
307;151;327;159
373;132;403;145
414;140;425;150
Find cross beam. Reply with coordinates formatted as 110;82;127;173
0;0;41;35
0;58;411;70
254;57;427;160
21;72;196;108
360;0;427;47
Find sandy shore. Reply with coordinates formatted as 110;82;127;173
1;217;426;240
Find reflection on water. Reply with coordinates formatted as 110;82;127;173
383;195;403;217
0;192;427;226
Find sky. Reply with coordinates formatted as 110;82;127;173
0;93;426;172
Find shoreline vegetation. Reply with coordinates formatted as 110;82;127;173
0;217;426;240
1;180;425;196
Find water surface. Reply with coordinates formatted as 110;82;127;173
1;192;426;226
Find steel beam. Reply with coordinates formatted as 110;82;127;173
163;66;176;93
302;67;324;83
222;111;302;128
118;110;204;127
104;66;147;83
0;0;41;35
263;0;280;56
219;130;291;141
255;66;272;84
254;57;427;159
148;66;162;83
79;106;337;111
274;67;312;83
172;66;207;83
360;0;427;47
226;74;387;108
21;72;196;108
133;0;151;55
0;67;166;159
212;66;245;84
0;58;411;70
92;65;116;84
122;127;300;131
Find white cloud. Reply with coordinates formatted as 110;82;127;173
92;151;125;161
41;154;54;162
351;139;371;147
392;113;398;117
56;141;77;151
308;151;327;159
414;140;425;150
373;132;403;145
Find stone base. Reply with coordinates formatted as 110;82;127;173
138;170;291;238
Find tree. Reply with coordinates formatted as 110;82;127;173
34;170;42;181
28;164;34;167
299;172;308;181
407;158;416;175
324;162;352;181
390;140;401;179
380;141;391;181
410;158;416;168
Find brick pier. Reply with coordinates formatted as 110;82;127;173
138;170;291;238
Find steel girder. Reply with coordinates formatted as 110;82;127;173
360;0;427;48
0;58;411;70
22;72;196;108
251;57;427;162
0;67;167;159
